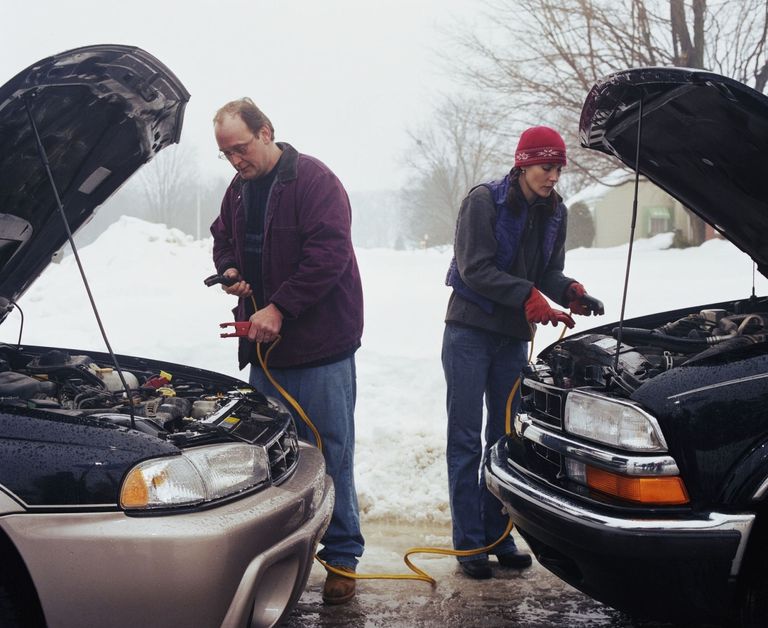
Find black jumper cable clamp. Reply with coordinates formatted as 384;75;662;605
203;273;237;288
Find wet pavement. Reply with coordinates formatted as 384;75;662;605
283;521;675;627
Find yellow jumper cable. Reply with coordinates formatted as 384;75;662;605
253;302;569;585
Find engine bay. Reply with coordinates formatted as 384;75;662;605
529;307;768;396
0;344;291;447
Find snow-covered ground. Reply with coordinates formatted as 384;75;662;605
4;217;767;524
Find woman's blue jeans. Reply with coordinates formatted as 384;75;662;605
442;323;527;562
250;355;364;569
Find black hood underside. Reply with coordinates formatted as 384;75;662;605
0;44;190;310
580;67;768;276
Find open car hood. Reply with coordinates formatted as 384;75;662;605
0;44;190;310
580;67;768;276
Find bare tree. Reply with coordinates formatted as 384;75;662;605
453;0;768;190
402;96;512;246
136;143;199;227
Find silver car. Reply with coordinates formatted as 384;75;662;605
0;45;333;628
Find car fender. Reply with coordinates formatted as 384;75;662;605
720;437;768;506
0;488;23;515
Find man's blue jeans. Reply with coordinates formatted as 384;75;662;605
249;355;364;569
442;323;527;562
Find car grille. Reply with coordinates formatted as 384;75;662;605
267;424;300;485
522;379;565;429
518;379;569;482
530;440;562;470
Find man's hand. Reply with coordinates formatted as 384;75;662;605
525;287;575;329
247;303;284;343
565;282;605;316
222;267;253;298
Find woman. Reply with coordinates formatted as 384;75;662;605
442;126;602;579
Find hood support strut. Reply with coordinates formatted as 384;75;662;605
613;94;644;374
23;94;136;429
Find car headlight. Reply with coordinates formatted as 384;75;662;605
564;390;667;452
120;443;270;510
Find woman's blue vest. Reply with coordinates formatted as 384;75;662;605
445;174;565;314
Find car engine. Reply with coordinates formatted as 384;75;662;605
0;344;291;448
529;308;768;396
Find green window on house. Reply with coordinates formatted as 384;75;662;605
645;207;672;236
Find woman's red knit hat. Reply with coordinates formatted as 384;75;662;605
514;126;567;168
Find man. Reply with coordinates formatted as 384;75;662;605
210;98;364;604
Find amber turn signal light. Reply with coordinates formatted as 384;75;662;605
586;466;689;505
120;467;151;508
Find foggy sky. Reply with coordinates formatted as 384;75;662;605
1;0;481;192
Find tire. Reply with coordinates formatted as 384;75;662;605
0;537;45;628
0;584;24;628
740;575;768;628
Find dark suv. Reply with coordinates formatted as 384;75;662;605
0;45;333;628
486;67;768;626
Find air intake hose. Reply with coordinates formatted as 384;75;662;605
611;327;709;353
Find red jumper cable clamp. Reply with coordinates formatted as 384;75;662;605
219;321;251;338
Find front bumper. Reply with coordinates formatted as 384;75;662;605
1;444;333;628
486;440;754;621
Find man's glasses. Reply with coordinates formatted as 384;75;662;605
218;135;256;160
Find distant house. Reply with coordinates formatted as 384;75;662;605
566;169;718;248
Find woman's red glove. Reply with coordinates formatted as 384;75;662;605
525;287;575;328
566;282;586;299
566;282;588;315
